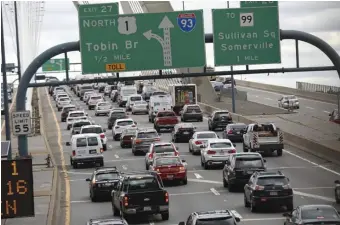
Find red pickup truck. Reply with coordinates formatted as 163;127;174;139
154;111;178;132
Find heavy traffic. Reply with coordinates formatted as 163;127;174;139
48;80;340;225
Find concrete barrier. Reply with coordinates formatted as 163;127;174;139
236;80;338;104
198;101;340;165
221;88;248;101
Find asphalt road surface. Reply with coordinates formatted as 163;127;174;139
238;86;337;121
46;87;340;225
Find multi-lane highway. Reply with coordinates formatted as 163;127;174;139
44;86;340;225
238;86;337;121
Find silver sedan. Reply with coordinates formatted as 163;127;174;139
131;101;148;115
188;131;219;155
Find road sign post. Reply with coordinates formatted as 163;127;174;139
212;7;281;66
78;7;206;74
42;58;69;72
11;111;32;136
240;1;278;8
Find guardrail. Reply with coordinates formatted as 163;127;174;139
296;81;340;95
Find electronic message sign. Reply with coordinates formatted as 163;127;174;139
1;159;34;218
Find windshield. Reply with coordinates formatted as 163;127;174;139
229;125;247;130
130;96;142;101
98;104;111;109
59;98;70;101
216;113;230;117
286;96;297;100
137;132;158;138
197;133;217;139
111;112;125;117
122;89;136;95
157;112;175;117
257;177;289;186
64;107;76;113
155;157;181;166
117;121;134;126
187;106;201;112
70;112;85;117
154;145;175;153
196;218;236;225
235;158;264;168
210;142;232;148
74;122;91;128
302;207;340;220
81;127;103;134
91;96;102;100
125;177;160;192
96;173;119;181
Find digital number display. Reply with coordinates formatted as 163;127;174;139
1;159;34;218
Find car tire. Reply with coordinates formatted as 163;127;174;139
113;203;120;216
72;162;78;169
228;182;235;192
223;175;228;188
161;211;169;221
100;160;104;167
287;203;293;211
120;143;125;148
199;118;203;122
335;191;340;204
243;142;248;152
108;125;112;130
90;191;97;202
70;157;73;166
250;199;257;212
244;193;250;207
277;149;283;156
145;164;149;170
67;125;70;130
183;177;188;185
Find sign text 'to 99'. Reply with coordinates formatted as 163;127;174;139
1;159;34;218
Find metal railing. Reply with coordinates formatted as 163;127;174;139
296;81;340;95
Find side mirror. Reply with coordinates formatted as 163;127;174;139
282;212;292;217
176;146;179;150
225;160;230;165
335;180;340;184
181;159;186;163
235;217;241;222
103;129;107;132
178;222;185;225
263;159;267;163
85;178;90;181
329;113;332;116
158;133;162;136
66;142;71;146
134;122;138;124
111;189;116;196
199;145;205;148
233;143;237;146
194;126;197;129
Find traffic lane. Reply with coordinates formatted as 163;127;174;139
238;86;335;120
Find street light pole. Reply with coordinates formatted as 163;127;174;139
14;1;22;81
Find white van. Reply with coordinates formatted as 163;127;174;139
66;110;88;130
148;95;173;122
118;86;137;107
126;94;143;111
66;133;104;169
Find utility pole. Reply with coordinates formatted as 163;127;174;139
227;1;236;113
14;1;22;81
1;5;13;159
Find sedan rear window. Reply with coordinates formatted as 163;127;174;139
157;112;175;117
74;122;91;128
70;112;85;117
117;121;134;126
96;173;119;181
210;142;232;148
235;158;263;168
155;157;181;166
91;96;102;100
137;132;158;138
301;207;340;220
81;127;103;134
197;133;217;139
153;145;175;153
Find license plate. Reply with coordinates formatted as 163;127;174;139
144;206;151;211
247;171;254;175
270;192;278;196
104;183;111;186
183;132;189;134
89;149;97;154
167;175;174;179
77;150;85;154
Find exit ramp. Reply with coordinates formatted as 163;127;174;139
121;1;217;103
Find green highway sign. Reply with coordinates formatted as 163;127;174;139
240;1;278;8
42;58;69;72
212;7;281;66
78;9;206;74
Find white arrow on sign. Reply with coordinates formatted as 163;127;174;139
143;16;174;67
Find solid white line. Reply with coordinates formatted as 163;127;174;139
294;190;335;202
210;188;220;195
255;95;259;98
230;210;242;219
149;222;154;225
122;165;127;170
264;97;272;100
105;158;143;162
194;173;203;179
324;110;331;114
71;200;90;203
283;149;340;176
305;106;314;109
188;178;222;184
241;217;285;222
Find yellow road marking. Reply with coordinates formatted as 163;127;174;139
45;88;70;225
1;91;17;133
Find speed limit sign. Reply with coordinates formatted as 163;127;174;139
11;111;32;136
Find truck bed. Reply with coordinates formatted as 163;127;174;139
126;189;167;207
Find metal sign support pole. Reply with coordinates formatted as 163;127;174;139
65;52;69;81
14;2;21;81
1;7;12;159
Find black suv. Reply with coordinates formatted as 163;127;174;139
171;123;196;143
85;167;121;202
180;104;203;122
223;153;266;192
244;171;293;212
107;110;127;129
60;105;77;122
208;110;233;131
87;218;128;225
178;210;241;225
111;171;169;220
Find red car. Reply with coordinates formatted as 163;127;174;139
154;111;179;132
149;156;187;185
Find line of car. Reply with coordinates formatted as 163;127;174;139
49;82;340;225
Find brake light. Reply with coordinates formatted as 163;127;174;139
227;130;233;134
100;148;104;153
255;185;265;190
123;195;129;206
154;138;160;141
174;151;179;156
179;166;185;171
207;150;216;155
165;192;169;203
228;149;236;154
100;134;105;139
282;184;291;189
72;150;76;156
195;141;202;145
131;125;136;127
154;167;160;173
149;153;154;159
135;139;142;144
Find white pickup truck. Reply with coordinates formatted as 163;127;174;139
242;123;284;156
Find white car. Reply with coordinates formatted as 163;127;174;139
56;97;71;111
94;102;112;116
66;110;88;130
200;139;236;169
80;125;108;151
110;90;118;102
131;101;148;115
112;118;137;141
83;91;96;103
189;131;219;155
126;94;143;111
66;133;104;169
145;142;179;170
278;95;300;109
104;85;113;96
88;95;104;110
54;91;68;101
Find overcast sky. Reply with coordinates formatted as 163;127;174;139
2;1;340;87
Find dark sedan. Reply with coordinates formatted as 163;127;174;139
222;123;247;142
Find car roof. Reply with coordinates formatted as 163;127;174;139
137;128;157;132
62;105;76;109
186;104;200;107
154;142;173;146
300;204;337;211
233;152;262;157
81;125;101;129
207;139;231;143
228;123;246;126
195;131;217;135
88;218;126;225
116;118;133;122
72;133;100;138
195;210;234;219
176;123;194;127
69;110;85;114
214;110;229;113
